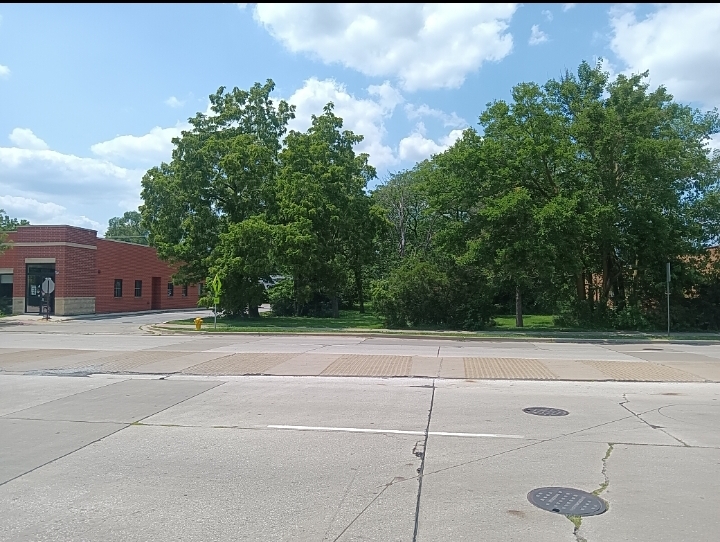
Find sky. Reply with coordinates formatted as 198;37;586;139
1;3;719;235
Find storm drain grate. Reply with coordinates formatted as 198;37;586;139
523;407;569;417
528;487;606;516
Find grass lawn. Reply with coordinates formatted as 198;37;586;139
166;310;720;340
492;314;558;329
174;309;384;331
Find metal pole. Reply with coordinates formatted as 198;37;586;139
214;304;217;330
666;262;671;337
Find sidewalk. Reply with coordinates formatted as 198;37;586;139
2;349;718;382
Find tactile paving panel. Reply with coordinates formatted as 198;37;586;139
581;361;704;382
0;349;86;370
182;353;295;375
321;355;412;377
94;351;202;372
464;358;557;380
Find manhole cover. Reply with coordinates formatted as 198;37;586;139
523;407;569;416
528;487;606;516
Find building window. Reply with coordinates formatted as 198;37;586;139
134;280;142;297
182;284;188;297
198;283;204;296
114;279;123;298
167;282;174;297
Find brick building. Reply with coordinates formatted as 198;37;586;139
0;225;202;315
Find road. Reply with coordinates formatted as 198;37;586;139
1;311;719;541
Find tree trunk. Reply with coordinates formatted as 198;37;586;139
515;286;524;328
248;305;260;318
576;272;586;301
355;268;364;313
332;296;339;319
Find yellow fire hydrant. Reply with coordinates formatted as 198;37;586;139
194;317;203;331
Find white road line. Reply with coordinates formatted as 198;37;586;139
267;425;525;439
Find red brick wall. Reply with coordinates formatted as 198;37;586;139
0;227;97;301
1;225;201;314
95;239;200;313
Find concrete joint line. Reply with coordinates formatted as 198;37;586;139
412;379;436;542
619;394;690;447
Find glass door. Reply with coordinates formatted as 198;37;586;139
26;264;56;314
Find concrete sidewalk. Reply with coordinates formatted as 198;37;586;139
2;333;720;381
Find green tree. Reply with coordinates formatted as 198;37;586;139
274;103;377;317
141;80;295;315
549;62;720;324
105;211;149;244
0;209;30;256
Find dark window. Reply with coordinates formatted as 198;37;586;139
114;279;123;298
167;282;174;297
182;284;188;297
198;283;204;296
134;280;142;297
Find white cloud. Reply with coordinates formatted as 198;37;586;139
253;3;518;90
542;10;553;22
165;96;185;108
9;128;48;150
0;140;143;234
398;126;464;162
0;194;103;231
610;4;720;107
90;125;185;168
287;78;401;168
404;104;467;128
0;64;9;78
529;25;548;46
563;4;576;11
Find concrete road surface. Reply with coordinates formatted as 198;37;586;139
2;313;720;540
1;373;719;541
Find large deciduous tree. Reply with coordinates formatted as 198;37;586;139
274;104;377;317
141;80;294;315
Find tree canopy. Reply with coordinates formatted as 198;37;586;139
140;63;720;329
105;211;149;245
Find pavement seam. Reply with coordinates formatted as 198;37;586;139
0;423;130;489
619;394;690;447
422;413;636;479
0;377;128;419
0;380;225;488
412;379;436;542
323;469;358;541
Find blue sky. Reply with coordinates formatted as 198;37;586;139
1;3;719;233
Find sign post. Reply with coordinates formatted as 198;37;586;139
211;274;221;330
666;262;671;337
41;277;55;320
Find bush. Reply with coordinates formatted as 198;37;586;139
371;257;492;330
267;278;296;316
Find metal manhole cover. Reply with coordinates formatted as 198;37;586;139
528;487;606;516
523;407;569;416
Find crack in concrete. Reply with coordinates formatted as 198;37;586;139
620;394;689;447
567;442;614;542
